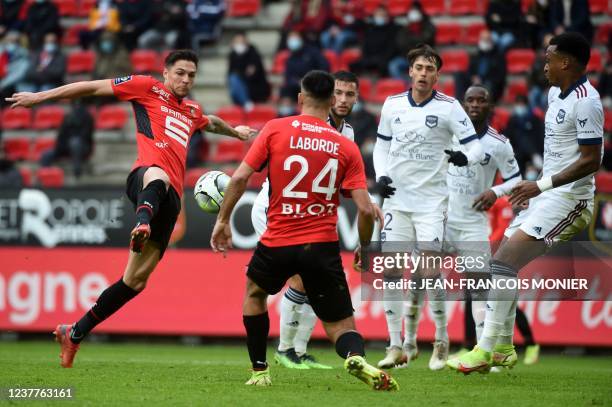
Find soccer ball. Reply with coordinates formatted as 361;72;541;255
193;170;231;214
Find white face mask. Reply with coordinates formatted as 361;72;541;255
373;16;387;26
514;105;528;116
44;43;57;53
478;40;493;52
537;0;548;6
407;9;422;23
233;43;247;55
343;14;355;24
526;170;539;181
287;37;302;51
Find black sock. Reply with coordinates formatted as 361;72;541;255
515;307;535;346
243;312;269;370
70;278;140;344
136;179;167;225
335;331;365;359
464;298;476;348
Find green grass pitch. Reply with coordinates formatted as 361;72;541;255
1;341;610;406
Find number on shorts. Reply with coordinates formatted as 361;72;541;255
384;212;393;230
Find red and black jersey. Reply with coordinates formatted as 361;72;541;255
111;75;209;197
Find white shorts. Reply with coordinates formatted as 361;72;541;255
380;208;446;253
251;184;269;238
505;192;593;246
444;223;491;273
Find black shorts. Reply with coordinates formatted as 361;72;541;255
125;166;181;259
247;241;353;323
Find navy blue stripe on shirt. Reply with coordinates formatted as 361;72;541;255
377;133;392;141
577;137;602;145
459;134;478;144
502;170;521;182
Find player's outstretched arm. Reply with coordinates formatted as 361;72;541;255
205;115;256;141
351;188;375;245
510;144;601;205
5;80;114;108
210;161;255;255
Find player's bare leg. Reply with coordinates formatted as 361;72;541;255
55;241;161;367
243;278;272;385
322;317;399;391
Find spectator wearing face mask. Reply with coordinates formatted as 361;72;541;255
227;32;271;111
278;0;332;50
504;95;544;173
79;0;121;49
0;0;29;37
19;32;65;92
92;31;131;105
139;0;189;50
455;30;507;102
23;0;61;50
485;0;522;53
279;30;329;101
347;101;377;182
320;0;363;54
0;31;30;106
388;1;436;82
349;6;398;77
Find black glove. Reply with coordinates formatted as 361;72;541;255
375;176;396;199
444;149;468;167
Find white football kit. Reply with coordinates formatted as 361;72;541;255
374;90;484;251
506;77;604;244
251;116;355;237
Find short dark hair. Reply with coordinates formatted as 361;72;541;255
164;49;199;68
464;84;491;100
407;44;443;70
333;70;359;88
301;70;335;101
549;32;590;68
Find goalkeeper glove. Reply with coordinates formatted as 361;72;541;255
375;176;396;199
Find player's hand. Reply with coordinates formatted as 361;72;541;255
444;149;468;167
374;176;396;199
210;220;232;257
372;203;384;227
234;125;257;141
353;245;363;272
5;92;40;109
509;180;541;206
512;199;529;214
472;189;497;211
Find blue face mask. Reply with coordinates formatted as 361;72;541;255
43;43;57;53
514;105;528;117
278;105;295;117
287;37;302;52
526;170;539;181
100;40;114;53
5;43;17;53
352;101;363;113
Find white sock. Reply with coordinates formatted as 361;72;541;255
498;294;518;346
383;280;405;348
428;280;448;343
403;288;424;347
294;302;317;356
278;288;305;352
478;262;518;352
471;300;487;342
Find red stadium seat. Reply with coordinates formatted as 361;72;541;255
184;168;209;188
595;171;612;193
491;107;511;131
216;105;245;127
271;50;290;75
358;77;372;102
67;50;96;74
589;0;608;13
504;79;528;104
586;49;603;73
339;48;362;71
210;140;246;163
30;137;56;161
323;50;340;72
77;0;96;17
2;108;32;129
436;22;462;45
95;105;128;130
3;137;30;161
521;0;534;12
19;167;32;186
506;49;536;74
387;0;412;16
369;79;406;104
33;106;65;130
464;21;486;45
595;23;612;44
438;80;456;97
64;23;88;46
245;105;277;129
130;50;160;74
227;0;260;17
448;0;482;15
440;49;469;73
422;0;445;15
363;0;383;16
52;0;77;16
605;110;612;133
37;167;65;188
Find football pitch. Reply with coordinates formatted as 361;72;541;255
1;341;610;406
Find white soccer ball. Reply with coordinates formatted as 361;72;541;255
193;170;231;214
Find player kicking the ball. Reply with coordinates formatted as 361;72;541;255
449;32;603;374
251;71;382;370
211;70;398;390
6;50;255;368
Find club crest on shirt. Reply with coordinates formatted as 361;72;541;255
113;76;132;85
425;115;438;128
556;109;566;124
480;153;491;166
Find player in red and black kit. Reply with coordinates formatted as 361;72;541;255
6;50;255;368
210;70;399;390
